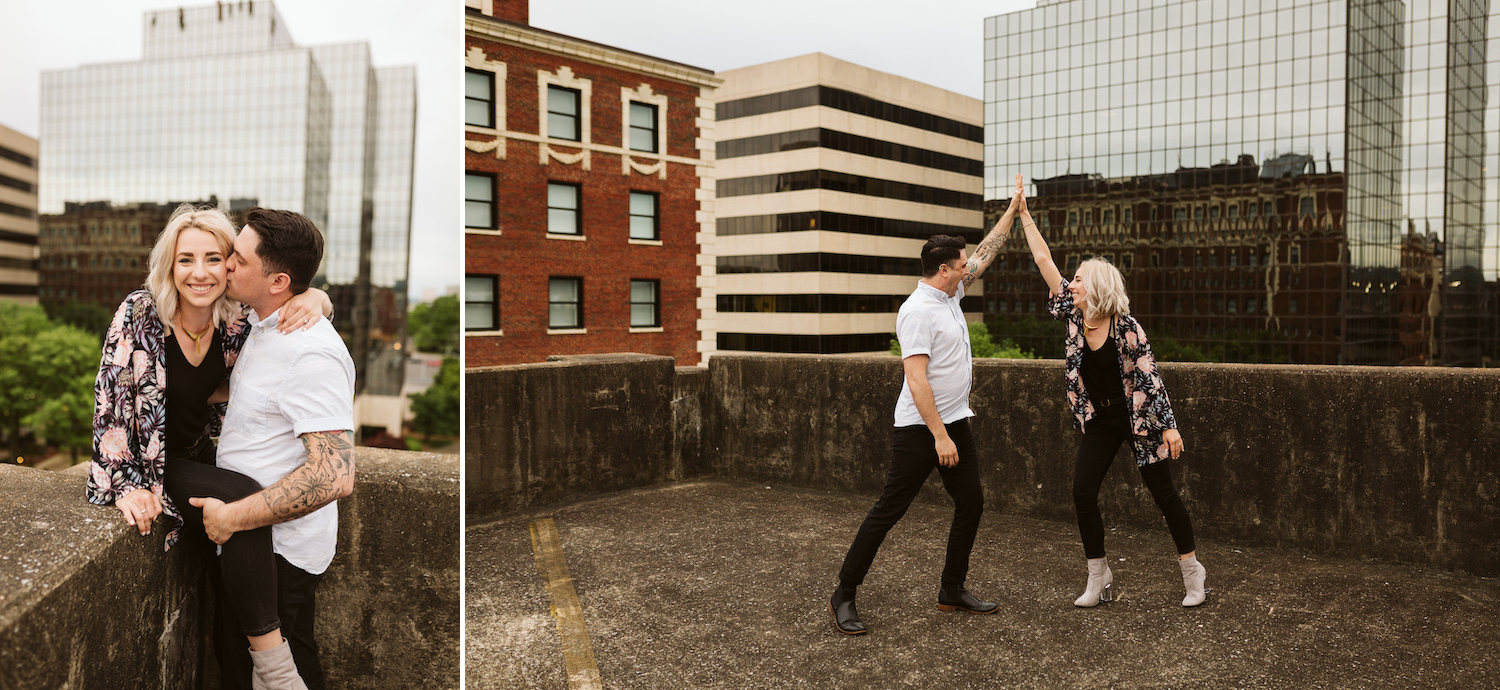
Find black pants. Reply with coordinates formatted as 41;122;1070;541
163;442;279;636
839;418;984;592
1073;405;1196;559
212;554;326;690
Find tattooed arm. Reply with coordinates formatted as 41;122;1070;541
191;430;356;544
962;174;1026;288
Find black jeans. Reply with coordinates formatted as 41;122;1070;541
163;441;279;637
1073;404;1196;559
212;554;326;690
839;418;984;592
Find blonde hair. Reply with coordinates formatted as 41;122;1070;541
146;203;241;334
1075;257;1131;319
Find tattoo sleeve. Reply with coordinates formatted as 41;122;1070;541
261;430;356;522
964;215;1016;288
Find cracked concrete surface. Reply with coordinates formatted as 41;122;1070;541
466;481;1500;689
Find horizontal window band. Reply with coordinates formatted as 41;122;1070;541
717;127;982;176
717;211;982;242
718;169;983;211
717;331;898;355
718;293;983;313
718;86;982;142
718;252;921;275
0;229;40;245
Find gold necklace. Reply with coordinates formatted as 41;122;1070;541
1083;317;1103;332
177;317;212;355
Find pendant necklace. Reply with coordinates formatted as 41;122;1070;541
178;317;212;355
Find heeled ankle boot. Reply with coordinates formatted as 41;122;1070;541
1074;557;1114;607
249;639;309;690
1180;554;1208;607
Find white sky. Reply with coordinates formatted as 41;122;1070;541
529;0;1034;99
0;0;462;302
2;0;1041;301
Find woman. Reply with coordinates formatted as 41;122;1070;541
1012;178;1208;608
85;204;330;688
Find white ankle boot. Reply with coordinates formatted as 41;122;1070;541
1074;557;1114;607
1180;554;1208;607
249;639;309;690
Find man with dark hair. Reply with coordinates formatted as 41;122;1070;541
830;175;1027;635
192;208;355;688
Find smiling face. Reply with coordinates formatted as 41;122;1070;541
934;249;968;296
1069;267;1090;308
172;228;228;314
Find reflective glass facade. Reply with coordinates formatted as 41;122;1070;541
39;2;417;391
984;0;1499;366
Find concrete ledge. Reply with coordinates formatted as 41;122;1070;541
466;354;676;521
0;449;459;689
470;352;1500;576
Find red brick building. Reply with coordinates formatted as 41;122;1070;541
463;0;721;366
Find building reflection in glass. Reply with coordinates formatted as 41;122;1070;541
982;0;1497;366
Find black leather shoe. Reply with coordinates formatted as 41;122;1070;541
937;588;998;614
829;588;867;635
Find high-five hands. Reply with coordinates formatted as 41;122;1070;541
1014;173;1027;213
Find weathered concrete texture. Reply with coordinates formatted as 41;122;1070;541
318;448;460;689
467;354;677;521
709;355;1500;576
0;449;459;690
672;366;711;480
0;463;208;690
467;482;1500;689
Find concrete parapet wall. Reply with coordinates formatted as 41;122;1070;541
466;354;677;521
708;354;1500;576
0;449;458;689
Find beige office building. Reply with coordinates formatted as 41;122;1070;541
0;124;40;304
711;53;984;354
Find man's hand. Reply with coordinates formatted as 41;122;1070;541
115;488;161;536
1014;173;1027;213
935;435;959;467
189;496;236;545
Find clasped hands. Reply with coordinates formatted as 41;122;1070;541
112;490;239;544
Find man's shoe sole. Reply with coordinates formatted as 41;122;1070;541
828;604;868;635
937;602;998;614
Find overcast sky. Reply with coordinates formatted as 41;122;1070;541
0;0;461;302
530;0;1034;100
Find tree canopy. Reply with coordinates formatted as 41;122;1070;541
408;295;459;356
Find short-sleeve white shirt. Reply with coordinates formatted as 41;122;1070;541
216;306;356;575
893;281;973;427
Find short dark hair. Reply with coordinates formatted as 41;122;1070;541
921;234;966;277
244;208;324;294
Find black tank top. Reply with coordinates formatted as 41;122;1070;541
1080;317;1127;412
165;330;226;453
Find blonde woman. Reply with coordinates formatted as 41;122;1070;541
1012;177;1207;608
86;204;330;688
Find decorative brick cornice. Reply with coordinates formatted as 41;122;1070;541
465;17;722;89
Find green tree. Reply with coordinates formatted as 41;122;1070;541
44;300;115;336
0;304;99;460
408;295;459;356
890;321;1035;359
408;355;459;439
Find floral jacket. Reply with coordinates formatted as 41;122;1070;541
1046;280;1178;466
85;289;251;550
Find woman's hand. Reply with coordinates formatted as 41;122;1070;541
1163;428;1185;459
115;488;161;536
278;287;332;334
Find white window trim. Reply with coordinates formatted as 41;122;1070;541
621;83;670;179
628;238;663;247
628;327;665;334
465;47;506;160
546;233;587;242
540;66;592;170
547;328;588;335
466;329;504;337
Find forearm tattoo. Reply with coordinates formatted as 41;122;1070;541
262;430;356;522
964;215;1015;287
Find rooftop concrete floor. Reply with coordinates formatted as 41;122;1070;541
467;481;1500;689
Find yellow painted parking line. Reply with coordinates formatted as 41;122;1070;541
530;518;603;690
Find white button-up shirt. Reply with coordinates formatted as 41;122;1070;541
217;306;356;575
893;281;973;427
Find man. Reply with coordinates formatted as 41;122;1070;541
191;208;356;689
830;175;1025;635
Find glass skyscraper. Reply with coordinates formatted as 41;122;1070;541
983;0;1499;366
39;1;417;392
